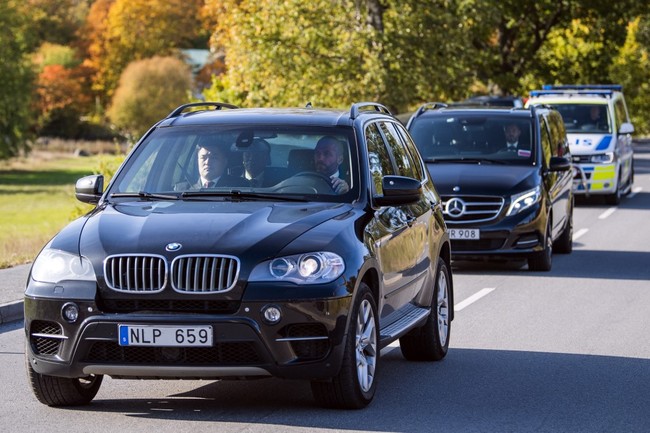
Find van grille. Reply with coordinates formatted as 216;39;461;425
442;195;504;224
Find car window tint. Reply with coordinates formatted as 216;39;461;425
379;121;417;178
111;126;358;201
539;117;552;166
365;123;395;195
393;122;425;181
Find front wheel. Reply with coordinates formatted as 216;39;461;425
27;359;103;406
605;170;622;205
553;201;573;254
528;221;553;271
311;283;378;409
399;258;451;361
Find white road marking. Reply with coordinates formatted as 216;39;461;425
455;288;495;312
573;228;589;241
381;287;497;354
628;186;642;198
598;207;617;220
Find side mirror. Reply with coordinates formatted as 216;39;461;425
549;156;571;172
619;122;634;135
75;174;104;204
374;175;421;206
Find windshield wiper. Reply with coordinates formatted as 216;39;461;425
110;191;180;200
181;190;310;202
427;157;507;165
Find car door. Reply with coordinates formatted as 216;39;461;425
542;113;571;238
365;121;431;318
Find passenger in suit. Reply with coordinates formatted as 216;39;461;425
176;142;249;190
196;142;249;188
241;138;286;187
504;123;522;151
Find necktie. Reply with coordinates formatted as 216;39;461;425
204;181;214;188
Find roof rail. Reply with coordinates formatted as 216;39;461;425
350;102;392;119
415;102;448;117
166;102;239;118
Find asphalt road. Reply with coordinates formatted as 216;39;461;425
1;145;649;432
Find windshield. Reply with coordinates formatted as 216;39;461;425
547;103;611;134
409;115;535;165
109;125;358;202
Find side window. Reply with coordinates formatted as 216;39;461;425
393;122;426;181
365;123;395;195
539;117;552;166
614;99;627;128
547;112;569;157
379;121;418;178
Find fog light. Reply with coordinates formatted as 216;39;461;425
262;305;282;324
61;302;79;323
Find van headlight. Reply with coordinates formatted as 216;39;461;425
506;186;541;216
250;252;345;284
590;152;614;163
31;249;96;284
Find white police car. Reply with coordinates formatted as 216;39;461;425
527;85;634;204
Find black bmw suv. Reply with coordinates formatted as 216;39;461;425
407;103;574;271
25;102;452;409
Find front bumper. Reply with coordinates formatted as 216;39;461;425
572;162;617;195
25;290;352;381
447;203;546;260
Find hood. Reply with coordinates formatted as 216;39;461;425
79;200;352;267
567;133;613;155
427;163;539;196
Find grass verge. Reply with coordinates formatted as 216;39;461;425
0;152;103;269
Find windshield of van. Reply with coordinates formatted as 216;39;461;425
546;104;611;133
409;115;535;165
108;125;357;203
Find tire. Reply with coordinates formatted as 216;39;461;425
528;221;552;271
605;170;622;205
399;258;451;361
553;201;573;254
311;283;378;409
27;359;102;406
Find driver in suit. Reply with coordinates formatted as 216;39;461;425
314;136;350;194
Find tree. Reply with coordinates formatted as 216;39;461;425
610;16;650;134
93;0;205;99
107;56;192;139
201;0;467;113
0;0;35;159
35;64;93;138
462;0;650;96
26;0;89;45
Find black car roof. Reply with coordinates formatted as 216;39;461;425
157;103;395;128
409;105;538;121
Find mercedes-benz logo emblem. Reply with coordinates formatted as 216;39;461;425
165;242;182;252
445;198;466;218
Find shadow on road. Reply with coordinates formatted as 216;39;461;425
63;348;649;432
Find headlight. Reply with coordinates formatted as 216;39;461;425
506;186;541;216
590;152;614;163
250;252;345;284
31;249;96;283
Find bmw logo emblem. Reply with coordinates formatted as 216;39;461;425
165;242;182;252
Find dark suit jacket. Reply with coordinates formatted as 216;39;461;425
175;175;250;191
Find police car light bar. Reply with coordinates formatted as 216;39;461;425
541;84;622;91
